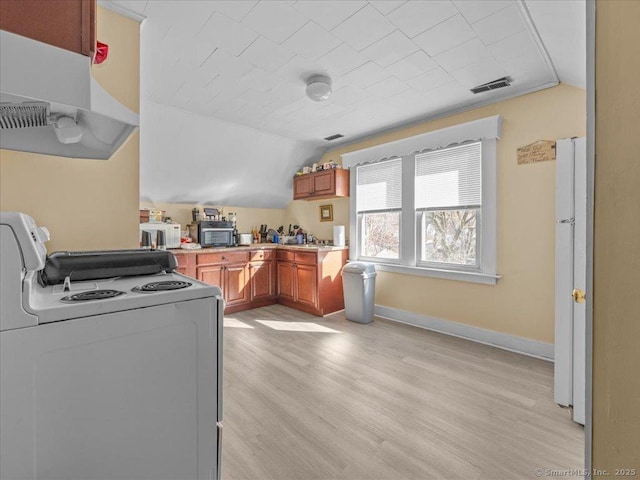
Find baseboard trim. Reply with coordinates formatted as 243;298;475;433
374;305;554;361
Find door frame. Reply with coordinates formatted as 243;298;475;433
584;0;595;472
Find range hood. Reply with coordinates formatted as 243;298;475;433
0;30;139;160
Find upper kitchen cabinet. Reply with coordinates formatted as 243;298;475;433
0;0;96;57
293;169;349;201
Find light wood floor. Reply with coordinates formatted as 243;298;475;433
222;305;583;480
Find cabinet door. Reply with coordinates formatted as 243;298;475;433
293;175;313;199
250;261;275;301
0;0;96;56
312;170;335;197
295;264;318;309
224;263;250;307
197;265;224;290
277;261;295;300
175;254;196;279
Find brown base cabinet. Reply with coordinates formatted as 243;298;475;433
276;249;347;316
276;261;295;302
225;263;251;307
175;252;195;277
197;264;223;291
174;246;346;316
196;252;250;312
247;249;277;309
276;262;318;311
176;248;279;314
196;260;250;310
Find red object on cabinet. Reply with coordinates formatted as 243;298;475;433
94;41;108;64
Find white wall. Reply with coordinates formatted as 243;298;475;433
140;99;326;208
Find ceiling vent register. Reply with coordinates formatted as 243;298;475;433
323;134;344;141
470;77;512;94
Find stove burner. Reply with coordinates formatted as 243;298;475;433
60;289;126;303
132;280;192;293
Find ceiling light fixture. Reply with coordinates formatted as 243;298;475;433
305;75;332;102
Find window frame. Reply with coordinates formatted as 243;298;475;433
346;115;501;285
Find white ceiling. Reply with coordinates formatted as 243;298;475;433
524;0;586;89
101;0;585;208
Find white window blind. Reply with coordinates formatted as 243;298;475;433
356;159;402;212
415;142;481;210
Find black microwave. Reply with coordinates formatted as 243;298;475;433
190;221;235;247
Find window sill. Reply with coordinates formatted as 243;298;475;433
369;263;501;285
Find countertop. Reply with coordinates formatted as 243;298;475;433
170;244;349;255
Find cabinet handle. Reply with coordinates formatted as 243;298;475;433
222;256;226;260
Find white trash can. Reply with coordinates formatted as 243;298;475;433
342;262;376;324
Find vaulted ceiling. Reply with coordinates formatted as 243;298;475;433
102;0;585;207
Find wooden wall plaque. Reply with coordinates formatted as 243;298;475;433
517;140;557;164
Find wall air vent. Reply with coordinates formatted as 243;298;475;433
323;133;344;141
470;76;512;94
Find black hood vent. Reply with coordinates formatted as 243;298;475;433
470;77;512;94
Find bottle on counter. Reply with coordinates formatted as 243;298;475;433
230;212;238;246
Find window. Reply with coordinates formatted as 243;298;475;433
345;115;501;285
356;159;402;261
416;143;481;269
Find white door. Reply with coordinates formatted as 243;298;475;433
554;137;587;425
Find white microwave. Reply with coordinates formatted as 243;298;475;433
139;223;181;249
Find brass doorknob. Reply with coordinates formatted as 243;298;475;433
572;289;586;303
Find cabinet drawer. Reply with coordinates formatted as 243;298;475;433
250;249;274;262
197;251;249;265
294;251;317;265
276;250;295;262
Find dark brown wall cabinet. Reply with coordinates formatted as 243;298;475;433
293;169;349;200
0;0;96;57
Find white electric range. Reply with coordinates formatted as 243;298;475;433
0;212;223;480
